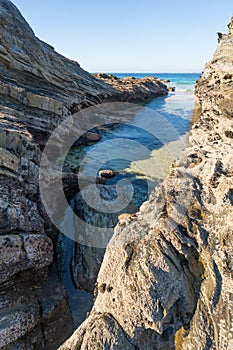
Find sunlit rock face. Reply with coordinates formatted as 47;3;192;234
60;17;233;350
0;0;169;348
0;0;111;348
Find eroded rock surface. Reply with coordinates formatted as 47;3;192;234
0;0;115;146
0;115;73;349
0;0;105;346
60;18;233;350
0;0;108;345
0;0;168;348
94;73;168;102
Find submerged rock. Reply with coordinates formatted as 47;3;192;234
60;17;233;350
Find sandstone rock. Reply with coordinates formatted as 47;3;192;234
0;114;74;349
0;269;73;350
168;86;176;92
93;73;168;102
0;0;116;149
2;0;231;348
228;16;233;35
71;182;140;292
0;1;168;347
60;17;233;350
95;73;118;80
0;234;53;285
0;0;110;347
59;312;134;350
98;169;116;178
83;131;102;142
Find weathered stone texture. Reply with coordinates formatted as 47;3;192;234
0;0;168;348
60;17;233;350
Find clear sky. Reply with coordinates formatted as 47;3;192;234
12;0;233;73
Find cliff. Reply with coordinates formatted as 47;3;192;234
0;0;109;347
0;0;167;146
60;17;233;350
0;0;167;349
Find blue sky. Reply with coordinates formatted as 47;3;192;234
12;0;232;73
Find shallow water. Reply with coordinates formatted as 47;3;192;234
57;200;93;328
60;74;198;327
64;89;195;209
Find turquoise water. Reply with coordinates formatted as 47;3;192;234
111;72;200;92
64;73;199;208
61;73;200;326
112;72;200;133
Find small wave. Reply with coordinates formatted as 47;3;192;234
175;88;194;92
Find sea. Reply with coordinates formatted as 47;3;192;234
65;72;200;204
59;73;201;327
112;72;199;93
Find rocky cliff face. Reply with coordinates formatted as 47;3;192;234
0;1;168;349
60;18;233;350
0;0;114;146
0;0;167;148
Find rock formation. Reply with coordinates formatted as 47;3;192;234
60;17;233;350
94;73;168;102
0;1;167;348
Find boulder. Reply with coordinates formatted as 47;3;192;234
98;169;116;178
84;131;102;142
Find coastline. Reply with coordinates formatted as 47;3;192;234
60;17;233;350
0;1;232;349
0;1;170;348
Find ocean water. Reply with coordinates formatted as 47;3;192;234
111;72;200;133
64;73;200;207
61;73;200;327
111;72;200;92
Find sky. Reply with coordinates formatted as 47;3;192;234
12;0;233;73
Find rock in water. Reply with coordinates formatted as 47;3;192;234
83;131;102;142
99;169;116;178
94;73;168;102
0;0;168;348
168;86;176;92
59;17;233;350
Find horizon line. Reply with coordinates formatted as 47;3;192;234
90;71;202;74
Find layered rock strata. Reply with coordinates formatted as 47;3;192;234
94;73;168;102
60;18;233;350
0;0;167;348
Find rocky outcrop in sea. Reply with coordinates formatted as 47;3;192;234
0;0;168;349
93;73;168;102
60;17;233;350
